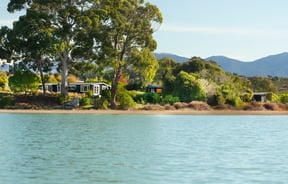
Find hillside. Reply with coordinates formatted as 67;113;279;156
155;52;288;77
154;53;189;63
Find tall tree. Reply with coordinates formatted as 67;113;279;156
8;0;100;97
0;26;18;63
13;9;54;95
95;0;162;108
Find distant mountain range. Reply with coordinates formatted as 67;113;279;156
154;52;288;77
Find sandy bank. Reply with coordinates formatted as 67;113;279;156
1;109;288;115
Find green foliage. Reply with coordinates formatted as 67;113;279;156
279;94;288;104
249;76;277;92
116;83;136;109
80;97;92;106
86;90;93;98
94;90;111;109
0;96;13;108
96;0;162;108
271;93;280;103
163;95;179;105
0;26;16;62
227;96;243;107
9;70;41;94
128;48;159;87
215;89;226;105
57;94;67;105
242;89;254;102
173;57;206;75
0;71;8;90
135;92;162;104
172;71;207;103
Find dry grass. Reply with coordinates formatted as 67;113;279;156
187;101;212;111
164;104;176;110
173;102;188;109
243;102;266;111
142;104;165;111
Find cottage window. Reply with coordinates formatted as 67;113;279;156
81;85;90;92
94;85;100;95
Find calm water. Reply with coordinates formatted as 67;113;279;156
0;114;288;184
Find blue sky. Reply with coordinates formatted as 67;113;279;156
149;0;288;61
1;0;288;61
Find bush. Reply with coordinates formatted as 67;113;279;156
9;70;40;94
0;96;13;108
117;92;136;110
279;94;288;104
163;95;179;105
135;92;161;104
227;97;243;107
80;97;92;106
117;84;136;109
86;90;93;97
271;93;280;103
94;98;109;109
58;94;66;105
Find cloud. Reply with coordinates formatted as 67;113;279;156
159;23;287;38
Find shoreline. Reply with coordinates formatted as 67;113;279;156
1;109;288;115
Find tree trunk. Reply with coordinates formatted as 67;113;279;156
40;69;46;96
36;58;46;96
110;65;122;109
61;50;69;98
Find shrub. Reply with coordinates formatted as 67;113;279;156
94;98;109;109
135;92;161;104
117;92;136;109
80;97;92;106
86;90;93;97
58;94;66;105
227;97;243;107
9;70;40;94
0;96;13;108
271;93;280;103
117;84;136;109
163;95;179;105
279;94;288;104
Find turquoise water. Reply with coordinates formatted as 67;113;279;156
0;114;288;184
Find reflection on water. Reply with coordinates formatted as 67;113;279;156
0;114;288;184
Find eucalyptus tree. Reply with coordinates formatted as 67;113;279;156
8;0;101;97
88;0;163;109
0;26;18;63
12;9;54;95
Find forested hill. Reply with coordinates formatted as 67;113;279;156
154;53;189;63
154;52;288;77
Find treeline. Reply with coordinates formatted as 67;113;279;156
1;55;288;109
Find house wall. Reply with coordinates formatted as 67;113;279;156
42;82;110;97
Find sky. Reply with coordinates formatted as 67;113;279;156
1;0;288;61
148;0;288;61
